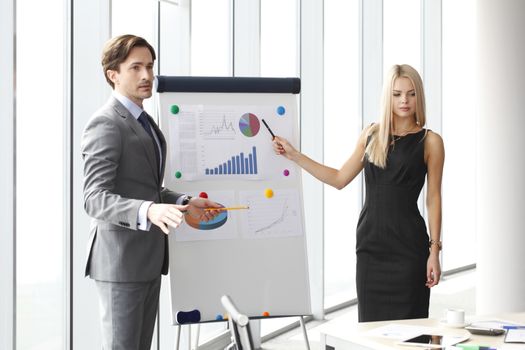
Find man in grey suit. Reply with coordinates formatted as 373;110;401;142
81;34;219;350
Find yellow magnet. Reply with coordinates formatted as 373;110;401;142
264;188;274;198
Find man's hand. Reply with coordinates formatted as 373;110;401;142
147;203;188;234
186;197;222;222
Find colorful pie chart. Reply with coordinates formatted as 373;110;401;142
185;207;228;230
239;113;260;137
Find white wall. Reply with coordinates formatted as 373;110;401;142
476;0;525;314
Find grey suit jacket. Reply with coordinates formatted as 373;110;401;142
81;96;183;282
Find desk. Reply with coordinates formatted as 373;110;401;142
320;312;525;350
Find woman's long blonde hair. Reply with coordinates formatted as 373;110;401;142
365;64;427;168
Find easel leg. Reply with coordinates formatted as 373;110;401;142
192;324;201;350
187;324;192;350
175;324;196;350
175;325;181;350
299;316;311;350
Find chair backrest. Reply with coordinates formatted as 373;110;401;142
221;295;254;350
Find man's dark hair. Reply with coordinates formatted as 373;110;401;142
101;34;156;88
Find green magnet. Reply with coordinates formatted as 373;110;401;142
171;105;180;114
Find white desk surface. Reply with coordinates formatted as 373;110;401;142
320;312;525;350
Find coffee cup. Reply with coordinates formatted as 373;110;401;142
445;308;465;325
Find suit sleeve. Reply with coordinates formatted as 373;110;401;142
81;115;143;230
160;187;185;204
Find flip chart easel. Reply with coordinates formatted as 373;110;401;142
156;76;311;349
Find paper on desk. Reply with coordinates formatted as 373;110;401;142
502;346;525;350
471;320;524;329
365;324;437;340
505;329;525;343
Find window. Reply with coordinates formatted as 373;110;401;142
16;0;66;348
10;2;478;348
259;0;300;336
111;1;231;345
261;0;298;77
189;0;233;341
441;0;477;270
383;0;421;73
323;0;360;308
112;0;155;44
111;0;156;113
191;0;232;76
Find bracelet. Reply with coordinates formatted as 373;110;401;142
429;240;442;251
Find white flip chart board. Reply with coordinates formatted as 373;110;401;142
156;76;311;324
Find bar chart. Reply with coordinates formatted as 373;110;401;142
204;146;258;175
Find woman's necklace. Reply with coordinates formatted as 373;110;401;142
391;124;418;143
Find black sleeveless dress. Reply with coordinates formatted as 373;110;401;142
356;129;430;322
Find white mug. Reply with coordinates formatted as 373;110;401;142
445;308;465;325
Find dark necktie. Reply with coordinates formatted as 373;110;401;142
137;111;161;171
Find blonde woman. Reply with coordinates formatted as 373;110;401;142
273;64;444;322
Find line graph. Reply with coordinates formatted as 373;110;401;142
239;189;303;239
199;112;236;140
255;199;288;233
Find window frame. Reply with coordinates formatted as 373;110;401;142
0;0;16;348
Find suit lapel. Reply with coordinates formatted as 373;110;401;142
110;98;160;183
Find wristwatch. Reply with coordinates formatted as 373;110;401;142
181;195;192;205
429;239;442;250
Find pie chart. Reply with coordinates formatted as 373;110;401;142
239;113;260;137
185;207;228;230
